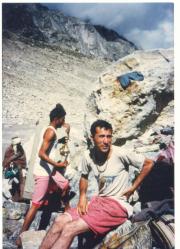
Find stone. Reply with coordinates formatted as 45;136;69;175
85;49;174;146
20;230;46;249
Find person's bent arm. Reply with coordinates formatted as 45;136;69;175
38;128;68;168
2;148;16;169
123;158;154;199
77;174;88;215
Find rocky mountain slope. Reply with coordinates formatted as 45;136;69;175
2;5;174;249
2;40;174;159
2;2;138;153
2;36;111;154
2;3;137;61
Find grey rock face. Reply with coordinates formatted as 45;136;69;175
2;3;137;60
3;201;29;248
3;201;30;217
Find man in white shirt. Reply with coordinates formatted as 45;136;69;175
40;119;154;249
16;104;70;247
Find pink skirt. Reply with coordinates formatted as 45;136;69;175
67;196;128;235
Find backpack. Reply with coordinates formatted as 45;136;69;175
78;220;152;249
99;220;152;249
150;214;174;249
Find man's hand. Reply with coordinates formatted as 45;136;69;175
77;195;88;215
58;136;68;144
56;160;68;168
122;186;135;200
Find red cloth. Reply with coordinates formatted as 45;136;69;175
67;196;128;235
3;145;26;169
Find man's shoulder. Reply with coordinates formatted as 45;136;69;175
43;126;57;138
112;145;132;156
112;145;127;153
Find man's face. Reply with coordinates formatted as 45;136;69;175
56;116;65;128
92;127;112;153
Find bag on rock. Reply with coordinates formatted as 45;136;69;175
150;214;174;249
98;220;152;249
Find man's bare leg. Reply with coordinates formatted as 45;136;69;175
39;213;71;249
51;218;90;249
16;204;39;247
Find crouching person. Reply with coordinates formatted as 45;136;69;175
39;119;154;249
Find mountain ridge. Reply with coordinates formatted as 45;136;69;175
2;3;137;61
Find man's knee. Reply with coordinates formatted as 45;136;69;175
61;219;88;239
61;222;76;239
52;214;70;232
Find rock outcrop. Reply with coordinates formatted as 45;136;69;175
2;3;137;61
85;49;174;146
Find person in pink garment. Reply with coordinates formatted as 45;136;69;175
16;103;70;247
39;119;154;249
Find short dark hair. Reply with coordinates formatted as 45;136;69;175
90;119;112;137
49;103;66;122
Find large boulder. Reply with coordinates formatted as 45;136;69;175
86;49;174;146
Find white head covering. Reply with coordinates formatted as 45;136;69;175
11;136;21;145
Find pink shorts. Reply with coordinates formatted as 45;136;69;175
32;170;69;207
67;196;128;235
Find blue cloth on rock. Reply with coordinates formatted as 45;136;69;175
117;71;144;89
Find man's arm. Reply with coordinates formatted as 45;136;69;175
38;128;68;168
77;174;89;215
13;153;27;168
123;158;154;199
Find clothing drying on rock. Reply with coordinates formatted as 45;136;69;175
150;126;174;165
160;127;174;136
117;71;144;90
156;142;174;165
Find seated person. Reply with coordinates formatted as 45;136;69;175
39;119;154;249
